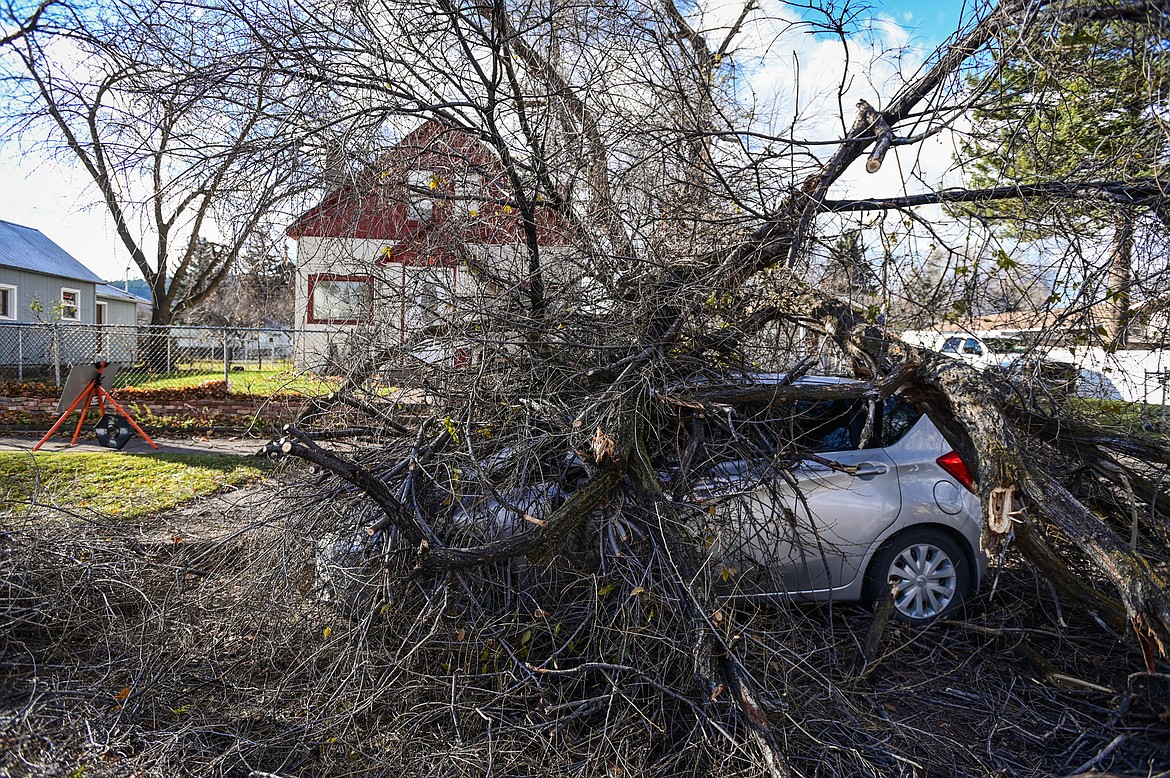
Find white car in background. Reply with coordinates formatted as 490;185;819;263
901;329;1007;369
902;329;1170;404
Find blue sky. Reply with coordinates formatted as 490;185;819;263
888;0;977;44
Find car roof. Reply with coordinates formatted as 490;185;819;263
753;373;861;386
666;372;871;394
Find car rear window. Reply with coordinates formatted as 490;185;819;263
880;396;922;446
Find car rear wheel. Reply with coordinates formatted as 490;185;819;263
864;528;971;626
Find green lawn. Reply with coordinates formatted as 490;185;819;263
119;366;337;397
0;452;275;519
1065;397;1169;430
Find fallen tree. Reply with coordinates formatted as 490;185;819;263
255;0;1170;771
4;0;1170;774
266;0;1170;654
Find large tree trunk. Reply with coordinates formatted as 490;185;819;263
141;306;174;373
1104;208;1135;347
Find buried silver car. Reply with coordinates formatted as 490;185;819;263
685;380;986;624
315;377;987;625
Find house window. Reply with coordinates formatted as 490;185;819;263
406;169;436;221
307;274;373;325
457;173;481;217
60;288;80;321
0;284;16;320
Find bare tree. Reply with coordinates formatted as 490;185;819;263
1;0;317;364
0;0;56;46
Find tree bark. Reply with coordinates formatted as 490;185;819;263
1104;208;1135;347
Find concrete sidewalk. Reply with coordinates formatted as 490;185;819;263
0;432;269;456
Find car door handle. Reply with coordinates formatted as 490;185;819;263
851;462;888;477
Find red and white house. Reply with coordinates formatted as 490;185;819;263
289;121;575;368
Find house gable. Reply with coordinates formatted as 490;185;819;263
288;121;574;250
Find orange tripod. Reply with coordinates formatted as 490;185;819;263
33;361;158;451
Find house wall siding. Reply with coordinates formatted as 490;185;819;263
0;267;95;324
293;235;477;367
0;272;99;366
96;297;138;327
93;297;141;362
291;234;581;369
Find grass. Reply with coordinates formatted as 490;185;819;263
0;363;339;397
116;365;337;397
0;452;275;519
1065;396;1169;430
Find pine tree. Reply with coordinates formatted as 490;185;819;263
959;8;1170;343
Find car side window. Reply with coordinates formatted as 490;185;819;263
880;396;922;446
689;397;873;474
783;399;864;453
963;338;983;356
941;337;963;353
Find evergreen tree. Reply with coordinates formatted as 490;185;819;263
821;229;878;302
959;7;1170;343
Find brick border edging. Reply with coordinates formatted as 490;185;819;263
0;394;304;431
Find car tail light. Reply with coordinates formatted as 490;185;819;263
936;451;976;493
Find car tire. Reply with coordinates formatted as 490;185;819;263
863;528;971;626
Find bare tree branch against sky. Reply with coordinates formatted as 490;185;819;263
0;0;974;280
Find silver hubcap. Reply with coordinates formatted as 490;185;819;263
888;543;957;620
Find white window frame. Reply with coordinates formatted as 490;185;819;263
0;284;16;320
60;287;81;321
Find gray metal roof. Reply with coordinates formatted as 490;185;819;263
96;282;149;303
0;219;105;284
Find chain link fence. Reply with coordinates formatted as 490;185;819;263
0;322;319;396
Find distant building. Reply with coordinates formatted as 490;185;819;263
0;219;147;369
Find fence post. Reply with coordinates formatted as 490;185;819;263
166;330;174;374
223;329;230;396
52;324;61;388
17;326;23;383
